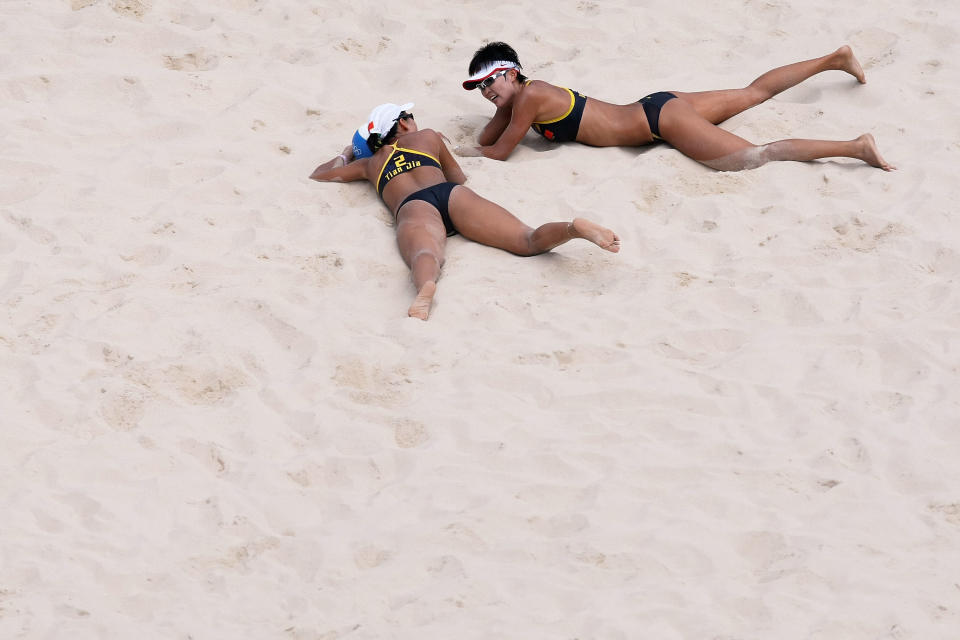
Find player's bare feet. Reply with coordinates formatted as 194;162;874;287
835;45;866;84
856;134;895;171
570;218;621;253
408;280;436;320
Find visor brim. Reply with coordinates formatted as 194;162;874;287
461;65;514;91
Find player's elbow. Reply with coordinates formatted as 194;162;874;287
484;147;511;161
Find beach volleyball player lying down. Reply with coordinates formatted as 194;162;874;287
459;42;894;172
309;102;620;320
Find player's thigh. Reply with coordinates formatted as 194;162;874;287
395;202;447;266
670;87;764;124
447;186;532;253
659;98;754;162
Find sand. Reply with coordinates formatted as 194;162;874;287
3;0;960;638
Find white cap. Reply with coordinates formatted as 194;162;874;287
463;60;518;90
366;102;415;137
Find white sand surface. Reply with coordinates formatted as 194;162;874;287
3;0;960;638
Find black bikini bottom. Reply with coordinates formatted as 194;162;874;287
397;182;458;236
638;91;677;140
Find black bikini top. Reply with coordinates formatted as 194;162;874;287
531;86;587;142
376;143;443;195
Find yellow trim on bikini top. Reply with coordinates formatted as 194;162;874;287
376;143;443;195
531;84;576;126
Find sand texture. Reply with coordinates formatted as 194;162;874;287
2;0;960;638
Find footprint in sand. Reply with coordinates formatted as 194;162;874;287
780;290;823;326
331;357;412;408
336;36;391;59
57;491;106;530
171;10;216;31
239;299;318;359
353;545;391;569
116;75;150;108
849;28;899;70
163;361;249;405
426;555;466;578
180;439;229;476
928;503;960;526
119;244;171;267
825;437;872;473
748;0;784;28
831;217;907;253
99;383;149;431
657;329;749;364
273;45;320;66
111;0;150;19
736;531;803;581
31;507;66;533
163;49;219;72
293;252;345;287
576;2;600;15
867;390;914;422
921;59;943;94
424;18;463;40
393;419;429;448
528;513;590;537
3;211;57;244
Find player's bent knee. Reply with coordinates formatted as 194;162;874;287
702;145;767;171
518;232;544;256
411;248;442;267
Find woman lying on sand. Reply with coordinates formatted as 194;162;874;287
458;42;893;171
309;102;620;320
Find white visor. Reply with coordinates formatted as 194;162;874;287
463;60;518;90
